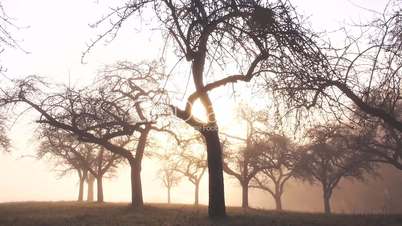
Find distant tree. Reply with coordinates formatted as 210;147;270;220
222;107;269;208
250;134;297;211
37;128;90;202
38;126;123;202
158;159;182;204
88;0;326;217
174;136;207;206
295;124;375;214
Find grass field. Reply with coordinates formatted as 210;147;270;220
0;202;401;226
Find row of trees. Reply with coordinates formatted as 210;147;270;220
156;105;379;214
82;0;401;217
0;0;401;218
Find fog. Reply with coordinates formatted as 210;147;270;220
0;0;400;217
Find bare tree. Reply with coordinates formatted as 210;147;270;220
37;127;89;202
88;0;324;217
174;136;207;206
38;126;123;203
267;1;402;134
350;101;402;171
295;124;375;214
251;134;296;211
222;107;269;208
158;159;182;204
0;64;173;208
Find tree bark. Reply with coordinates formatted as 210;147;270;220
96;176;104;203
274;194;282;211
195;182;199;206
203;130;226;217
78;177;84;202
241;182;249;208
130;161;143;208
323;189;332;214
87;174;95;202
168;187;171;204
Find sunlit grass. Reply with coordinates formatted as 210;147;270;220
0;202;401;226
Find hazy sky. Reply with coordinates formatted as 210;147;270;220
0;0;390;209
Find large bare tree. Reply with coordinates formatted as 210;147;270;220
267;1;402;134
87;0;325;217
0;63;173;208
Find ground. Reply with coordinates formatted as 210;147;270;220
0;202;401;226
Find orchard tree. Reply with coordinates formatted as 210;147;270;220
295;124;375;214
174;135;207;206
0;63;173;208
158;158;182;204
222;107;269;208
251;134;297;211
38;129;90;202
267;1;402;133
88;0;326;217
38;126;123;202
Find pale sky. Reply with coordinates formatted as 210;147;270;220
0;0;389;209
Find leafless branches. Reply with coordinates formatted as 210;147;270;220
294;123;376;214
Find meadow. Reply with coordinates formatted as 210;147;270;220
0;202;401;226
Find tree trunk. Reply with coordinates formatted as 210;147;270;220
203;130;226;217
195;182;199;206
241;182;249;208
87;174;95;202
130;161;143;208
274;195;282;211
78;177;84;202
323;189;331;214
96;176;104;203
168;187;171;204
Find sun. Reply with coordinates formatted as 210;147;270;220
191;100;209;123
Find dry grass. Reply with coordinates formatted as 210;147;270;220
0;202;401;226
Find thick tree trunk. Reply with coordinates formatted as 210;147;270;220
195;182;199;206
241;182;249;208
78;177;84;202
87;174;95;202
323;189;331;214
130;161;143;208
96;176;104;203
167;187;171;204
203;130;226;217
274;195;282;211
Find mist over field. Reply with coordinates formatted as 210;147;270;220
0;0;402;225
